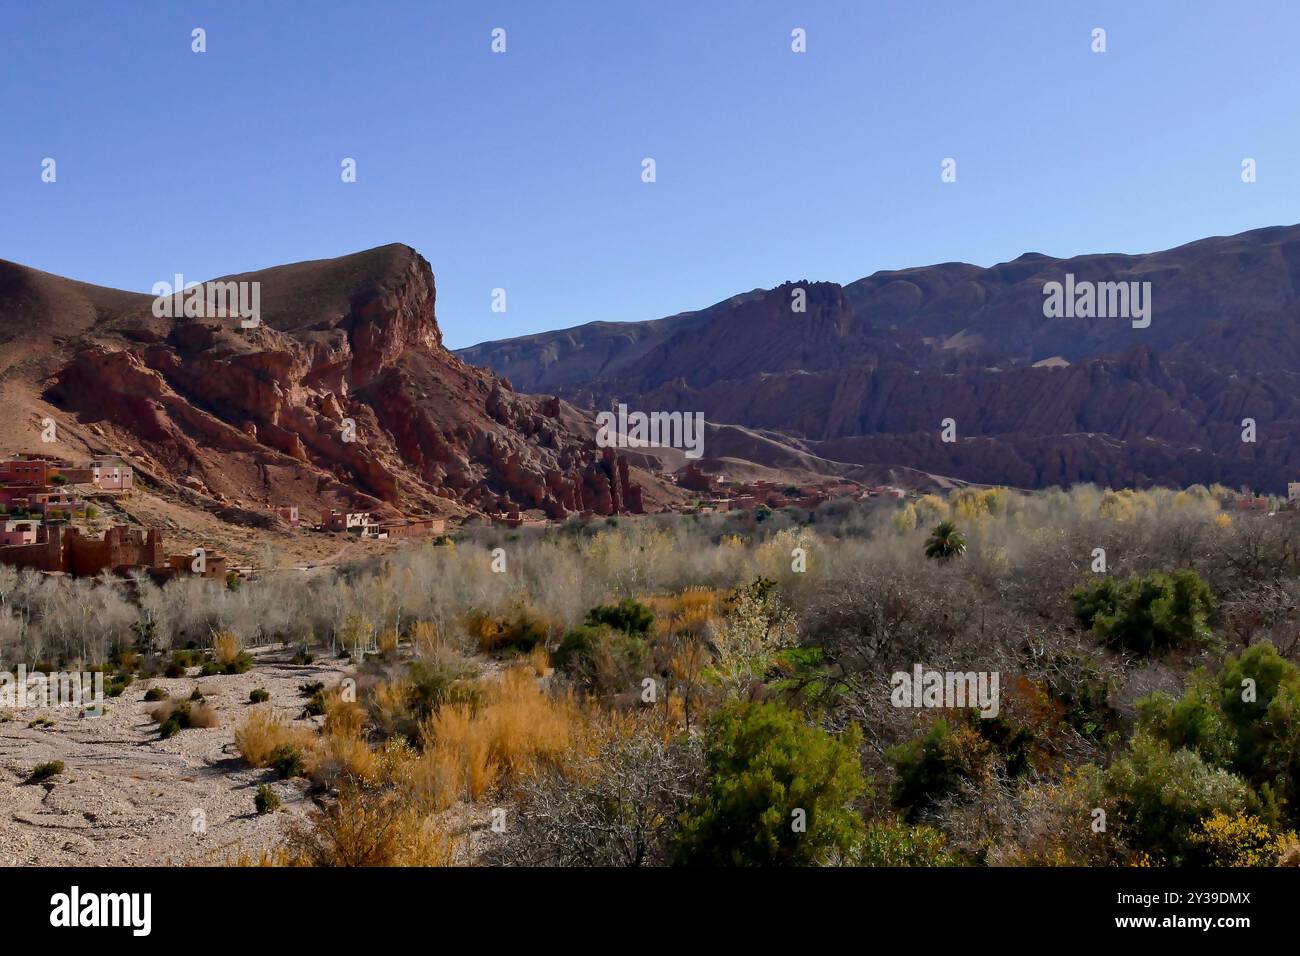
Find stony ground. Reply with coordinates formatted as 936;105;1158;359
0;648;350;866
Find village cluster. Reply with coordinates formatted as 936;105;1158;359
0;453;449;580
673;463;905;513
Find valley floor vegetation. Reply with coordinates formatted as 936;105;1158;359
3;483;1300;866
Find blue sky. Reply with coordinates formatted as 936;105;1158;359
2;0;1296;348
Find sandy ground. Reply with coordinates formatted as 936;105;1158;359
0;648;351;866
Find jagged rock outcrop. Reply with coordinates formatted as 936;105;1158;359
30;244;649;519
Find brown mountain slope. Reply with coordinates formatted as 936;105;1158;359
458;224;1300;491
0;247;667;551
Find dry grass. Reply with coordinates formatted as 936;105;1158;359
212;631;242;666
367;678;413;739
322;691;366;739
307;730;380;789
234;706;317;768
282;783;461;867
378;628;399;657
644;588;723;641
147;699;180;724
187;702;219;728
528;645;551;677
411;666;579;808
306;690;377;787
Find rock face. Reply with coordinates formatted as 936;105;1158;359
22;244;647;519
458;224;1300;491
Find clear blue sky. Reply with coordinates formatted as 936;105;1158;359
3;0;1295;348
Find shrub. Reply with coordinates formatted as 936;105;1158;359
552;624;647;696
235;707;316;768
302;690;327;718
249;688;270;704
282;781;459;866
28;760;65;783
143;686;168;702
188;702;218;728
465;605;554;655
413;667;579;808
710;578;797;697
405;660;480;721
1139;641;1300;825
149;698;217;736
674;701;867;866
254;784;280;814
584;598;654;637
488;722;702;867
1101;735;1253;865
271;744;305;779
213;632;242;666
885;711;1032;823
1070;569;1214;655
858;820;960;866
1187;810;1297;867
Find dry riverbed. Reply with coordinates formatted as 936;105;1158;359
0;649;350;866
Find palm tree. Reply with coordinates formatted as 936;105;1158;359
924;520;966;562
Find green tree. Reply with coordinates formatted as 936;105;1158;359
923;520;966;562
885;713;1033;822
1139;642;1300;824
1070;569;1214;655
674;701;866;865
1101;735;1253;865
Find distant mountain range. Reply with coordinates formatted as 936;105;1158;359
458;224;1300;491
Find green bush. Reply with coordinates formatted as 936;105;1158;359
857;820;960;866
143;686;168;702
674;701;867;865
271;744;305;779
302;690;327;718
1070;569;1214;655
249;688;270;704
1101;735;1253;865
405;660;480;720
28;760;65;783
254;784;281;814
886;713;1032;822
553;623;647;696
200;653;251;676
584;598;654;637
1139;641;1300;825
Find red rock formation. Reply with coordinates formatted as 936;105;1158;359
38;245;649;519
